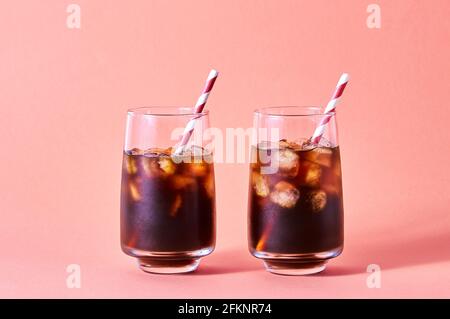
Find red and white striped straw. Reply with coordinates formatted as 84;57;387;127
174;69;219;154
310;73;349;144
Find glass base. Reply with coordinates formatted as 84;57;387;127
252;246;342;276
137;257;200;274
122;246;213;274
263;260;326;275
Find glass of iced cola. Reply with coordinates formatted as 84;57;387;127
248;106;344;275
121;107;215;274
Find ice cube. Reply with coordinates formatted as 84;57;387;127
176;145;204;158
278;139;290;149
170;194;182;217
279;139;302;150
202;150;214;164
158;156;176;175
258;141;279;150
270;181;300;209
294;138;310;148
165;147;174;155
189;145;205;156
305;147;333;167
185;161;208;177
191;163;208;176
303;162;322;187
128;148;144;155
142;157;160;177
253;145;273;173
172;175;195;190
204;173;215;198
124;156;138;175
144;148;163;155
275;148;300;177
301;143;316;151
305;137;332;148
307;190;327;213
171;145;204;164
321;165;342;195
252;172;270;197
323;183;340;196
333;157;342;177
144;147;171;156
129;181;141;201
318;138;332;148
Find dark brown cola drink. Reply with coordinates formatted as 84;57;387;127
121;147;215;273
248;140;343;274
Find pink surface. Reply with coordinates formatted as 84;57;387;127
1;0;450;298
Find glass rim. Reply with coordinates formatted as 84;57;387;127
254;106;336;117
127;106;209;117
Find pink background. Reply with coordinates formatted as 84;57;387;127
1;0;450;298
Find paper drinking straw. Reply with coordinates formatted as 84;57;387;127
174;69;219;155
257;74;349;252
310;73;349;144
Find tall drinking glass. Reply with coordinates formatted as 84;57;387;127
121;107;216;274
248;106;344;275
